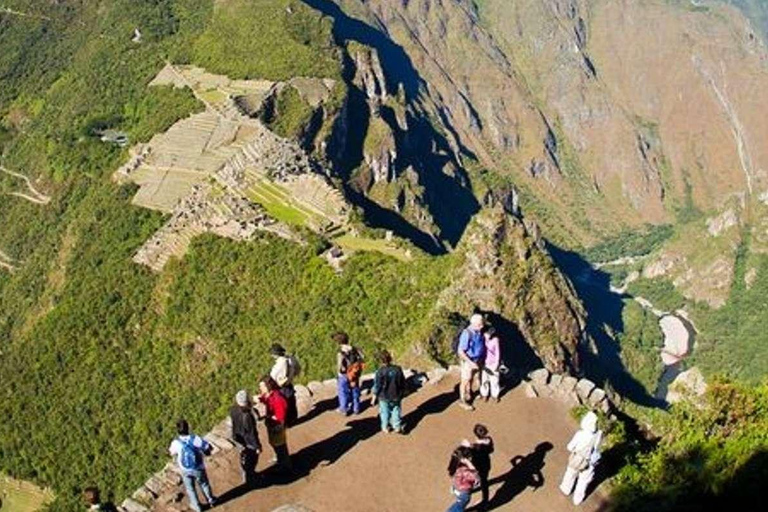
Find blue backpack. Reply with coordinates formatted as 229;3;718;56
179;436;204;470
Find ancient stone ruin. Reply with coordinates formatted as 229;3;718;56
115;64;351;272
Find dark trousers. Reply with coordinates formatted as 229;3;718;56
479;469;490;507
239;447;259;486
281;385;298;426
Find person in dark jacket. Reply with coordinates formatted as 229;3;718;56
371;350;407;434
470;424;495;509
229;389;262;487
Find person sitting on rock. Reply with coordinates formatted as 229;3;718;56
259;376;292;472
371;350;407;434
229;390;262;487
480;327;502;403
457;314;486;411
560;411;603;506
83;486;117;511
334;331;364;415
447;445;480;512
169;419;216;512
269;343;300;426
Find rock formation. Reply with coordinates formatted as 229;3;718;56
438;204;585;374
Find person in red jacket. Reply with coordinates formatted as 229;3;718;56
259;375;292;472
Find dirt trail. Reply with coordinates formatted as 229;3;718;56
0;166;51;205
0;248;16;272
156;376;607;512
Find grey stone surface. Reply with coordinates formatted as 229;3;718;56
558;376;578;394
575;378;596;402
549;373;563;389
528;368;550;386
588;388;606;407
121;498;150;512
524;382;539;398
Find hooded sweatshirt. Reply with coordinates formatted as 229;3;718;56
567;412;603;466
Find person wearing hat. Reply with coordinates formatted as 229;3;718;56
269;343;299;426
229;390;262;487
560;411;603;505
83;487;117;511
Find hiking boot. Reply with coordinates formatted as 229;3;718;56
395;427;406;435
381;426;390;434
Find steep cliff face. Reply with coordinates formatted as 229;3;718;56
438;204;586;374
330;0;768;246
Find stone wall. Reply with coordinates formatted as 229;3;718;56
524;368;615;415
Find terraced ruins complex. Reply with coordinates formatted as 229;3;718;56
115;64;350;271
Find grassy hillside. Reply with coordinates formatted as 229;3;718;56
0;1;445;509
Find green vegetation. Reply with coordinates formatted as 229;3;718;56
610;379;768;511
582;224;675;263
615;301;665;393
247;178;323;226
626;277;688;312
335;233;412;262
265;85;316;140
0;476;54;512
193;0;341;81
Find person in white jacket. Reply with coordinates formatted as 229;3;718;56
559;411;602;505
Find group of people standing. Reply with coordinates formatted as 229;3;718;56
83;319;601;511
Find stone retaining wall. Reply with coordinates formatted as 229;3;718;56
523;368;615;415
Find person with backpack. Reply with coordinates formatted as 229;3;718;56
371;350;407;434
456;314;486;411
168;419;216;512
469;424;494;510
259;375;292;472
334;331;364;415
446;445;480;512
229;389;262;487
269;343;301;426
559;411;603;505
480;327;502;403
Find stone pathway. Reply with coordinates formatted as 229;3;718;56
142;371;608;512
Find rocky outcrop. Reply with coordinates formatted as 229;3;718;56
438;205;585;374
526;368;615;414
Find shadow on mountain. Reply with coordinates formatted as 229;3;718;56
547;243;665;408
302;0;421;99
302;0;480;249
596;448;768;512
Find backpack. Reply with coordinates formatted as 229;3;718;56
178;436;204;470
567;433;598;472
287;354;302;379
452;327;468;355
341;348;364;381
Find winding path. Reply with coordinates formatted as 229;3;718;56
0;249;16;272
0;166;51;205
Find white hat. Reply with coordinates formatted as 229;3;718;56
470;313;484;329
581;411;598;433
235;389;249;407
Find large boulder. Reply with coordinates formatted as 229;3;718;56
437;206;585;374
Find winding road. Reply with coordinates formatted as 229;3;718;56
0;166;51;205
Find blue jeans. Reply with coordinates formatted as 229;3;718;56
182;468;215;512
337;374;360;414
379;399;402;431
447;488;471;512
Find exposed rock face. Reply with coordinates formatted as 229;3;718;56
332;0;768;245
438;206;585;374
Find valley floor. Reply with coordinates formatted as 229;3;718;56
155;375;607;512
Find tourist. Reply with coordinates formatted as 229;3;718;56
229;390;262;487
334;331;364;415
169;419;216;512
269;343;300;426
559;411;603;505
447;445;480;512
457;314;486;410
470;424;495;509
371;350;407;434
480;327;502;403
259;376;292;471
83;486;117;511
